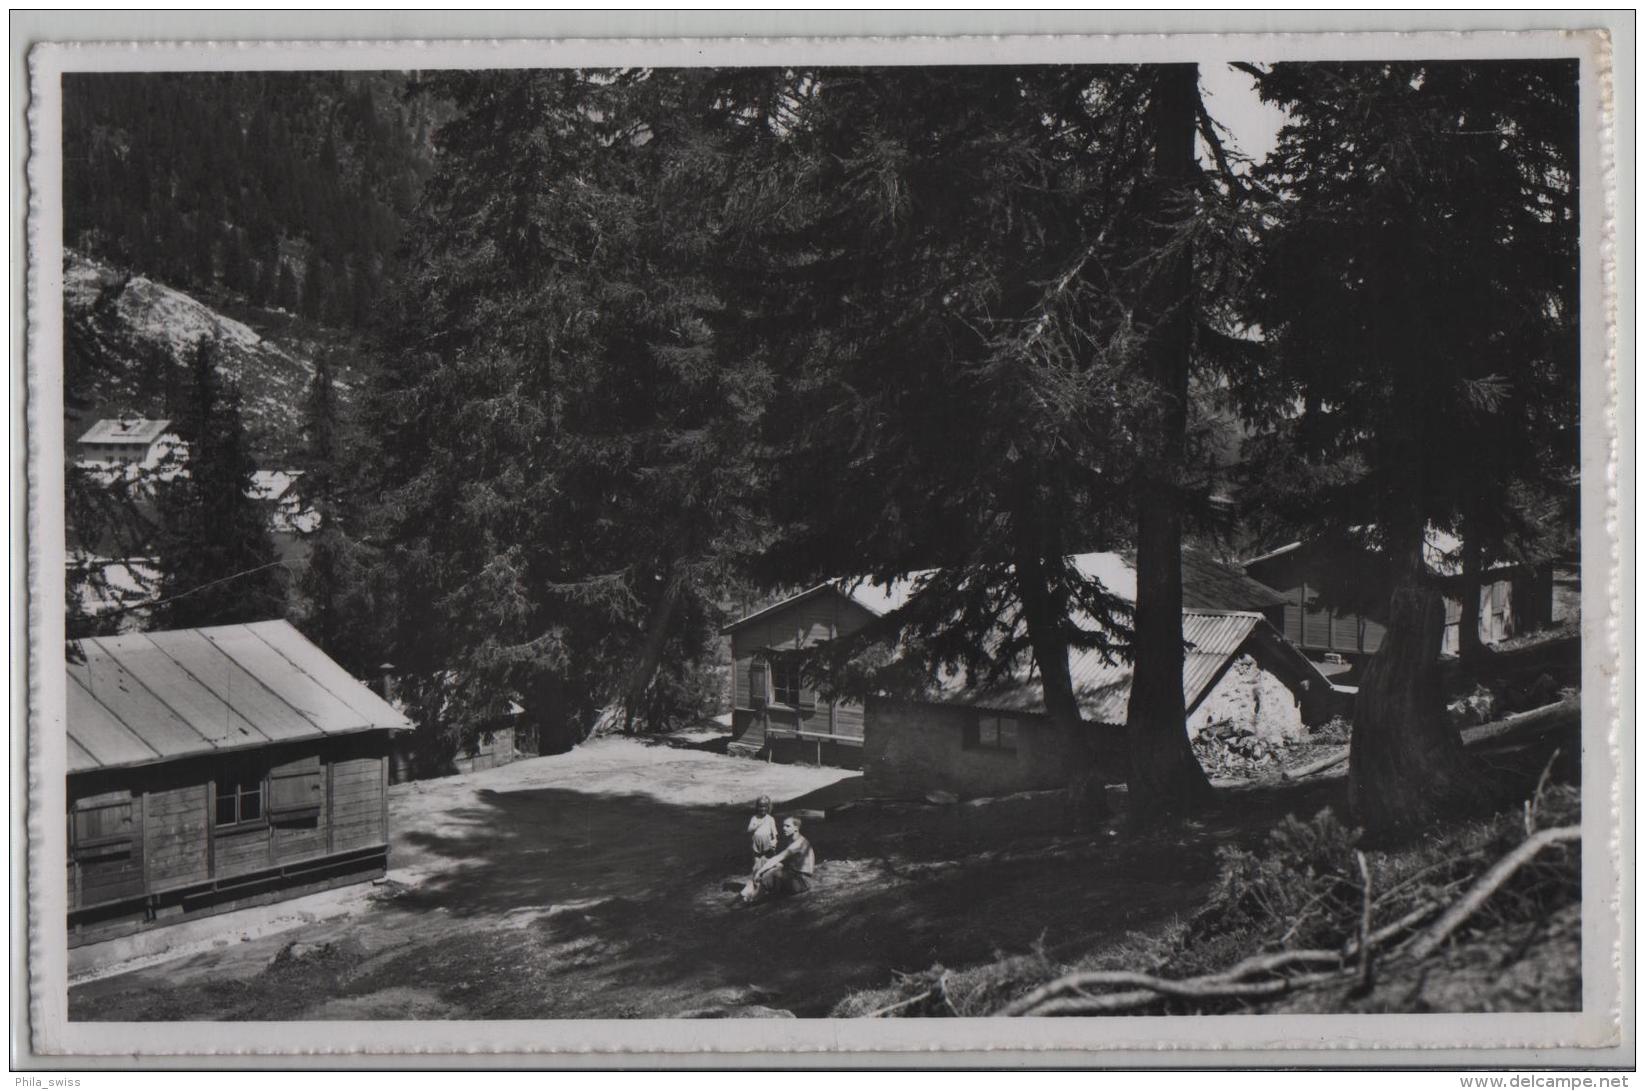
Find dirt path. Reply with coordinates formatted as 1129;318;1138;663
69;735;1319;1020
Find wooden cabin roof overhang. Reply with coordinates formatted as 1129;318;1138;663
67;620;412;775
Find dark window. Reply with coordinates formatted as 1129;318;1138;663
215;772;264;828
770;659;802;707
966;712;1019;752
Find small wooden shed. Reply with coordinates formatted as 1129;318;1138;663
65;620;410;947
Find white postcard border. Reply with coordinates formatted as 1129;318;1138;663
19;25;1630;1066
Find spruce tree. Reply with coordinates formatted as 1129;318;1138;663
366;69;774;750
152;339;285;629
1240;61;1579;839
294;346;367;668
276;260;300;312
1123;64;1215;826
711;66;1212;820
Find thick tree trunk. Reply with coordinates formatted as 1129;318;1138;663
1457;509;1487;670
1124;63;1212;828
1013;523;1110;822
619;565;687;734
1349;516;1480;841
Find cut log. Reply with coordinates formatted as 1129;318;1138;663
1459;697;1580;750
1282;746;1350;780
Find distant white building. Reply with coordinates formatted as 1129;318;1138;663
76;418;173;465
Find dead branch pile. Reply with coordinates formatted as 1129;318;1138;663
843;772;1580;1019
996;799;1580;1017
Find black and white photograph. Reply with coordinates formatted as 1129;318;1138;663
18;19;1628;1068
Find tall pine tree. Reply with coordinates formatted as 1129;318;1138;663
1240;60;1579;838
715;66;1208;820
152;339;285;629
293;345;371;669
366;69;773;751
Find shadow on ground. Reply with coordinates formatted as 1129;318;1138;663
69;737;1396;1021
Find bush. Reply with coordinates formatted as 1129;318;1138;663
1174;809;1361;972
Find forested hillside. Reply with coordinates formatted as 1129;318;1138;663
62;71;436;331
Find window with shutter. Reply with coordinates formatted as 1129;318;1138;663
749;659;769;707
268;755;323;823
70;795;135;860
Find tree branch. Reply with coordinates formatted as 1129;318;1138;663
1405;826;1580;959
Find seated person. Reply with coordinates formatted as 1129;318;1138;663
741;816;815;904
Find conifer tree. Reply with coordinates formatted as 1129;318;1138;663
152;339;285;629
1240;60;1579;838
713;66;1212;820
301;254;325;319
294;346;369;668
366;69;772;749
276;260;300;313
1123;64;1215;825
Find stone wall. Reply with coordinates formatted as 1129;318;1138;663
1186;654;1308;745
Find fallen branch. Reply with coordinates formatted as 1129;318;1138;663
994;817;1578;1019
1372;857;1468;909
1526;748;1563;834
1405;825;1580;959
999;949;1345;1017
1460;698;1579;751
1282;747;1349;780
1021;971;1344;1017
864;989;934;1018
1353;850;1375;994
1355;900;1446;955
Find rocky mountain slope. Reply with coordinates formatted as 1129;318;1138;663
64;249;360;462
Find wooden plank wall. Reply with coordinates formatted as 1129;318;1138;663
143;781;209;892
270;778;329;865
70;734;391;914
70;789;145;909
330;752;387;851
728;591;875;741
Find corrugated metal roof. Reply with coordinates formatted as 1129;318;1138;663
721;551;1274;633
719;572;931;634
1241;529;1514;579
78;418;172;445
925;610;1270;726
67;620;411;774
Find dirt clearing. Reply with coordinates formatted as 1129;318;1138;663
70;733;1336;1020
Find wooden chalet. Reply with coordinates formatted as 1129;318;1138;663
65;620;410;947
1242;532;1556;662
721;580;907;767
721;550;1303;771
